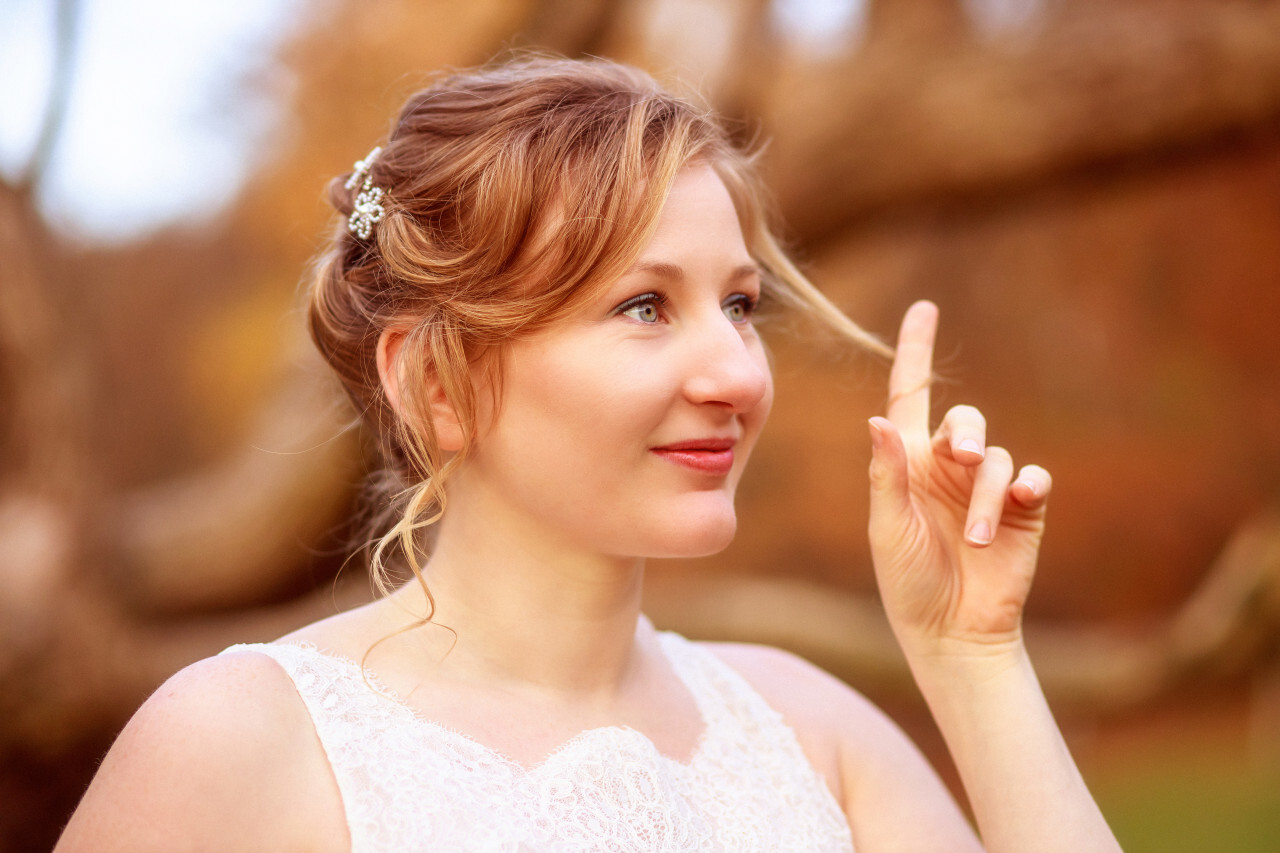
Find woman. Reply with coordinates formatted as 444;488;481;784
57;57;1121;851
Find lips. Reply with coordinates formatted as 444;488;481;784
650;438;737;476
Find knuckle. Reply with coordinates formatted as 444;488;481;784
867;458;894;489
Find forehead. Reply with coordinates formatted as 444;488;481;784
629;165;751;263
501;163;754;337
653;165;744;229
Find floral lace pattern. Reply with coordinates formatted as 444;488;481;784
222;633;854;852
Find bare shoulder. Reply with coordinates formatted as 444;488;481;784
56;651;347;853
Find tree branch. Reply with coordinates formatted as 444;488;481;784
645;511;1280;713
15;0;82;195
762;3;1280;244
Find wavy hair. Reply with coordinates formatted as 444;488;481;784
306;55;888;609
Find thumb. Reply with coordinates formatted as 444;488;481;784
867;417;913;539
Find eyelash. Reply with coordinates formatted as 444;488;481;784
614;292;670;324
722;293;759;323
613;291;759;325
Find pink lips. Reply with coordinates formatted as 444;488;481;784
650;438;737;476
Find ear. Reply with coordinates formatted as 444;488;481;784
376;328;466;452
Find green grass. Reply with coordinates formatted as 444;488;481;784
1092;752;1280;852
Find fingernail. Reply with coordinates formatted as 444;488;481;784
1016;479;1038;496
867;418;884;451
967;520;992;545
957;438;984;459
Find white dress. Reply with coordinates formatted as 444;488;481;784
222;632;855;852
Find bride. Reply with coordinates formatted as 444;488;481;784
56;56;1121;852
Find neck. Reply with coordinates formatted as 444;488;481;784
381;494;649;700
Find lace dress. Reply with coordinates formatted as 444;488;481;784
222;632;854;852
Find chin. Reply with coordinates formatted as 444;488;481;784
647;501;739;559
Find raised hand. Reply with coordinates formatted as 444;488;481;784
866;301;1052;655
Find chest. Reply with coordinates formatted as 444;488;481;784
328;707;850;852
256;639;854;852
377;665;706;771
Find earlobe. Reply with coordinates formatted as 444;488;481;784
376;327;466;452
430;388;466;453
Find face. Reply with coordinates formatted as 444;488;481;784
449;164;774;560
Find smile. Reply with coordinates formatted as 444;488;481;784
650;439;737;476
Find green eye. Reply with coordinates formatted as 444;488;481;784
623;301;661;323
616;292;667;324
723;295;756;323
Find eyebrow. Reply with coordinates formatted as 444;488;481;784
625;260;761;283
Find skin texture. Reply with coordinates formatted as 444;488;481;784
441;165;773;563
55;167;1119;853
863;302;1120;851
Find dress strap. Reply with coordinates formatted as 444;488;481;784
655;632;855;851
656;632;790;734
219;642;398;852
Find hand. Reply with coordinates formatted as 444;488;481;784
866;301;1051;656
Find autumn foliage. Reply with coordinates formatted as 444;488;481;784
4;0;1280;848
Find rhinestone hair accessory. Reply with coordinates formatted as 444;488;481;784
345;146;385;240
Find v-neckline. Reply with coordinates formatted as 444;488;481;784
278;633;715;776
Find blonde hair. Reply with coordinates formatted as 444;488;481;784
307;55;887;607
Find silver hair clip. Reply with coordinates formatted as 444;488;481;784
345;146;385;240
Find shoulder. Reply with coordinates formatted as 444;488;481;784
696;642;880;803
114;651;318;761
56;651;347;853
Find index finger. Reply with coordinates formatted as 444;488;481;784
886;300;938;437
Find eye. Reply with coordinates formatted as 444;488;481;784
615;292;667;324
722;293;758;324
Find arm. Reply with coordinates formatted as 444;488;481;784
865;301;1121;852
55;652;346;853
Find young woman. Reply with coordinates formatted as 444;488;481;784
57;57;1121;852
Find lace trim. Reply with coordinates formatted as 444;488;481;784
229;639;713;774
222;633;854;852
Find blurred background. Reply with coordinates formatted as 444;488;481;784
3;0;1280;849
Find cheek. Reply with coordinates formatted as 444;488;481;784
538;337;672;420
497;345;661;463
759;357;775;417
743;348;775;439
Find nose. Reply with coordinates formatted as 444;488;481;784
681;311;771;413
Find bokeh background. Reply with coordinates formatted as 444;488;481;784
4;0;1280;849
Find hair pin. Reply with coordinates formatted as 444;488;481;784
346;146;385;240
